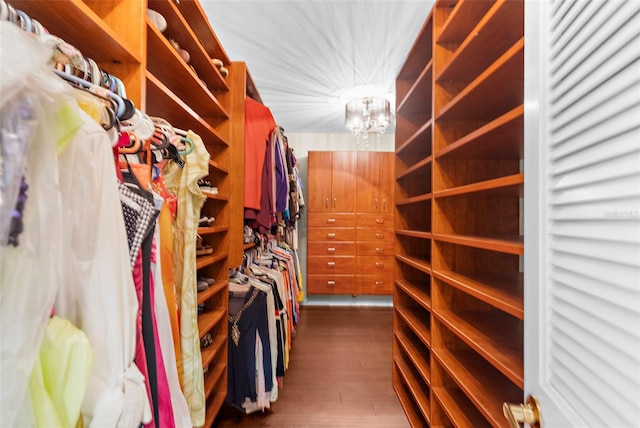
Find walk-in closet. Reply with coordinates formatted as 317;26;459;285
1;0;639;427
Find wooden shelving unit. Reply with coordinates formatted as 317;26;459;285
394;0;524;425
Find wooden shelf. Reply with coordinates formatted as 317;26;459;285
200;334;226;369
204;193;229;202
204;363;226;399
197;279;229;305
397;60;433;114
209;159;229;173
147;21;228;120
148;0;229;92
197;226;229;236
396;306;431;349
394;358;431;423
436;38;524;123
243;242;256;250
196;252;227;270
396;119;433;156
396;156;433;181
175;0;231;65
437;0;523;84
204;392;227;428
146;72;228;146
395;254;432;274
11;0;141;63
433;173;523;198
432;385;490;428
197;309;226;340
433;271;523;319
393;378;428;427
437;0;496;45
397;11;433;81
396;279;432;312
433;309;523;387
395;229;433;240
396;193;433;206
433;346;522;426
395;331;431;385
435;105;523;159
433;233;523;255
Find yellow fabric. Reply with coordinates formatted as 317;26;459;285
162;130;209;426
158;203;183;387
28;316;93;427
53;101;84;155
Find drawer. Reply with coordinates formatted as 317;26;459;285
356;241;394;256
308;227;356;242
356;275;393;295
356;213;394;227
308;213;356;227
307;256;355;274
307;275;355;294
356;256;394;275
308;241;356;256
356;227;394;242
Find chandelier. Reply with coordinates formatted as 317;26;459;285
345;96;391;142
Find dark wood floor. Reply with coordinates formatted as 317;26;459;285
213;306;409;427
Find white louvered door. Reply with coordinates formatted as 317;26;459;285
524;0;640;427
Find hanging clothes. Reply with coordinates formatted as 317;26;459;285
244;97;276;211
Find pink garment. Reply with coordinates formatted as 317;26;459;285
133;253;156;428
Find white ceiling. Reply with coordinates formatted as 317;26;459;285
201;0;434;133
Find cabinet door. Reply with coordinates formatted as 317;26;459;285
379;152;394;213
331;151;356;212
308;151;332;212
356;151;380;212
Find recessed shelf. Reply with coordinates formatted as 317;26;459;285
243;242;256;250
396;119;433;157
436;0;523;84
204;363;225;399
200;334;226;369
434;271;523;319
197;279;228;305
433;308;523;387
396;306;431;349
433;173;523;198
175;0;231;65
197;226;229;236
436;38;524;123
209;159;229;173
397;60;433;115
146;72;228;146
395;331;432;386
432;385;490;428
197;309;226;340
204;392;227;428
396;156;433;181
395;229;433;240
147;21;228;120
432;346;522;426
11;0;141;63
394;374;429;427
394;357;431;423
196;252;227;270
395;254;432;274
433;233;523;255
203;193;229;202
436;0;497;45
395;194;433;207
396;279;432;312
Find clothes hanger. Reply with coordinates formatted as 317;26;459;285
53;69;126;118
178;136;194;155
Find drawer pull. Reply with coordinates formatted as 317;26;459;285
376;218;384;224
327;233;336;239
327;247;336;253
375;248;384;254
376;233;384;239
375;262;384;268
375;281;384;286
327;281;335;286
327;261;336;267
327;218;336;224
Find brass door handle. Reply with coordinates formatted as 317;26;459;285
325;197;329;208
327;233;336;239
375;198;379;210
327;261;336;267
327;280;335;286
327;218;336;224
503;395;541;428
327;247;336;253
333;198;336;208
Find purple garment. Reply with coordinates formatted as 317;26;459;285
245;138;274;233
274;136;288;213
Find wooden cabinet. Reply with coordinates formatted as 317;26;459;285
307;151;394;296
11;1;237;425
356;152;395;213
308;151;356;212
393;1;524;426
